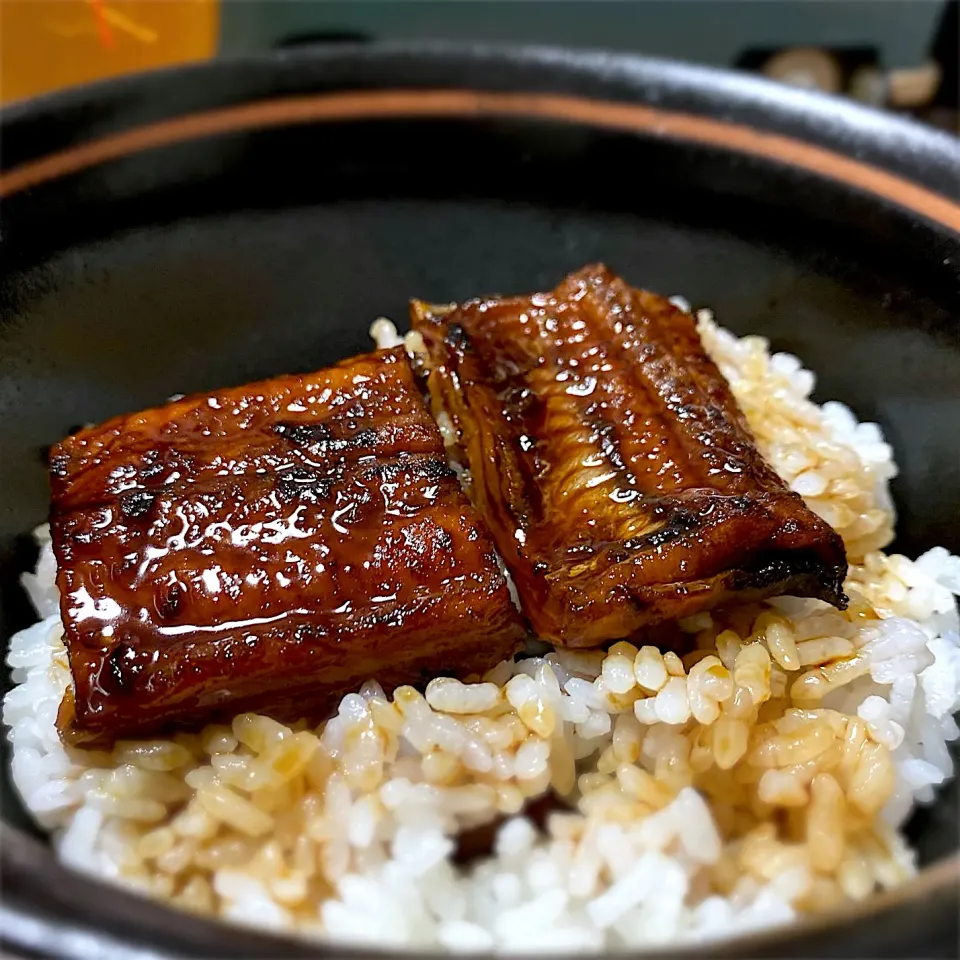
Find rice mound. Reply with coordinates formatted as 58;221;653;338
5;311;960;951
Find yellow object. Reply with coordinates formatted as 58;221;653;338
1;0;219;106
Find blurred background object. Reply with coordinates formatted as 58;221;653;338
1;0;957;130
1;1;219;104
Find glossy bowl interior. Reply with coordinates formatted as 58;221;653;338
1;43;958;959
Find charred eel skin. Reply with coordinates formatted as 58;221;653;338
51;348;525;747
411;264;847;648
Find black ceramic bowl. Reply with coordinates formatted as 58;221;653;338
1;43;958;960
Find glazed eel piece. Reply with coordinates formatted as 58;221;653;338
411;264;848;647
50;348;525;747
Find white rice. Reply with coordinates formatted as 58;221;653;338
5;309;958;951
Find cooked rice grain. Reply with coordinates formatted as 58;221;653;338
4;313;959;950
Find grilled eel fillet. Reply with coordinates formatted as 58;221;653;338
411;264;847;647
50;348;525;747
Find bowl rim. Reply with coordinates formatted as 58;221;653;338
1;40;958;960
2;41;959;195
2;83;960;236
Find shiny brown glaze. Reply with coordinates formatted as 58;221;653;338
411;264;848;647
51;348;525;746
